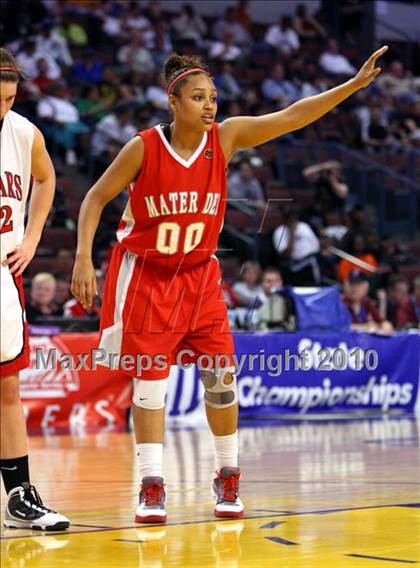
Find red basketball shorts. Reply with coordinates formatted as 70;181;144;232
98;243;234;380
0;264;30;378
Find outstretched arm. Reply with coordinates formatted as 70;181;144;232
219;46;388;156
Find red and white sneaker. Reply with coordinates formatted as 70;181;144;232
135;477;167;524
212;467;244;518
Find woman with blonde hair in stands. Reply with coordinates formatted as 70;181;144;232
232;260;263;307
25;272;63;323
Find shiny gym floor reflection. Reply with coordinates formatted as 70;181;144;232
1;416;419;567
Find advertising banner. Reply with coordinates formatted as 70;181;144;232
21;331;420;429
20;334;132;430
233;332;420;415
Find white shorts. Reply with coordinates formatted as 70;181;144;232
0;263;29;377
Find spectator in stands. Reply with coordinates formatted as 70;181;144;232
36;84;90;165
26;273;63;323
75;85;111;126
342;270;393;334
72;50;104;84
214;62;242;103
319;39;356;76
212;6;251;46
337;234;378;283
101;3;126;39
262;63;300;108
387;117;408;149
341;205;379;256
316;162;349;214
234;0;253;35
384;275;418;329
233;260;262;307
31;58;58;95
209;29;242;62
264;15;300;56
143;74;169;110
171;4;207;46
117;30;157;74
321;212;349;242
273;209;321;285
97;66;122;107
364;105;391;151
376;60;420;101
16;39;61;80
302;160;348;230
255;268;295;331
35;18;73;68
58;11;89;47
293;3;326;40
90;106;137;173
228;160;265;210
54;274;71;309
149;20;173;69
126;2;153;44
379;239;411;274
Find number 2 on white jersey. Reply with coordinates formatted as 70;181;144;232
156;222;204;255
0;205;14;234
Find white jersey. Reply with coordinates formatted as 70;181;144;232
0;110;34;261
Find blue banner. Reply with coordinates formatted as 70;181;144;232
166;332;420;417
288;286;351;334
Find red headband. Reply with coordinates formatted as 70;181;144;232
0;67;18;72
167;68;209;96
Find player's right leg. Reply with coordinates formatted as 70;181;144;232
132;378;168;523
0;265;70;530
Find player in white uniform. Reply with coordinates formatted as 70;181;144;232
0;48;69;530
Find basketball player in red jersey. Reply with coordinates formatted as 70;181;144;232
72;47;387;522
0;48;70;530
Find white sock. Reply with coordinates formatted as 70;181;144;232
213;432;239;471
136;443;163;479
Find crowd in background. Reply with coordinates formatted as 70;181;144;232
2;0;419;331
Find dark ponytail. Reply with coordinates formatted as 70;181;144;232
161;53;209;96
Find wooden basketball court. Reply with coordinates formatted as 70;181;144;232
1;417;419;567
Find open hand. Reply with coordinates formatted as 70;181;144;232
353;45;388;89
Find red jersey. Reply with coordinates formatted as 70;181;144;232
116;123;227;268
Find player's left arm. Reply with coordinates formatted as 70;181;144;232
7;127;55;275
219;46;388;155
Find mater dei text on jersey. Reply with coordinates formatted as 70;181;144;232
144;191;221;218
